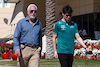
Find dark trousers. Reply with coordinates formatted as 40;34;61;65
58;53;73;67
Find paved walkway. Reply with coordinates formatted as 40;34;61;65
0;65;15;67
0;59;16;67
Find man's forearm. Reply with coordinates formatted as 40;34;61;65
52;38;57;54
77;37;87;48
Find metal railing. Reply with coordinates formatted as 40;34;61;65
0;34;13;43
42;27;46;35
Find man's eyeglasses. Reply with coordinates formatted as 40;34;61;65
30;10;37;13
66;15;72;17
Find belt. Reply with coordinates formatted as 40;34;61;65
20;43;40;48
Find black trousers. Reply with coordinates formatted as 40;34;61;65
58;53;73;67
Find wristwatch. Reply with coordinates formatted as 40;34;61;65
85;47;88;49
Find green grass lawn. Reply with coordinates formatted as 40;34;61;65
0;57;100;67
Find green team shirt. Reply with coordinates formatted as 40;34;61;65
53;20;78;54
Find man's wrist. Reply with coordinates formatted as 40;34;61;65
84;47;88;49
55;51;57;54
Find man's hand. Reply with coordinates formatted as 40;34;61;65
15;49;20;57
86;48;90;52
86;48;92;54
53;52;58;59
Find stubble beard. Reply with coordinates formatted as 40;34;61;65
65;18;71;22
29;14;36;19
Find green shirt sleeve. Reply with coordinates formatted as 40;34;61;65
53;23;58;34
75;23;78;33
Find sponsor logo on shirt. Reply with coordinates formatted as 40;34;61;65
61;25;65;30
70;25;74;28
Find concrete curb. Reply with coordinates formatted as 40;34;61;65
0;65;15;67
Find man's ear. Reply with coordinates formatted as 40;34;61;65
27;11;28;14
62;13;64;16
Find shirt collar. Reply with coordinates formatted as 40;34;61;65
60;20;74;25
25;16;39;25
25;16;29;21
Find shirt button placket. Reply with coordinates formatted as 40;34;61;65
33;34;34;41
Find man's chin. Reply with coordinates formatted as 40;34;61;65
29;15;36;19
30;17;35;19
30;17;36;19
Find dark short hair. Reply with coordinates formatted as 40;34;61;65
62;5;73;14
